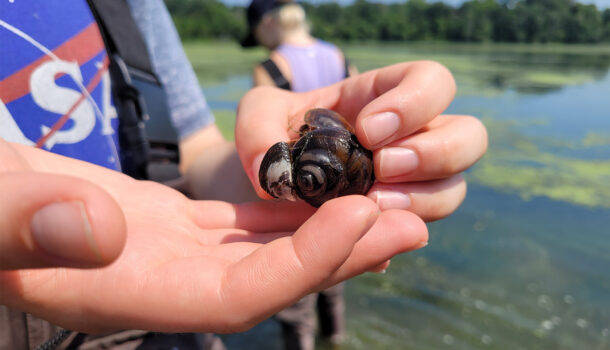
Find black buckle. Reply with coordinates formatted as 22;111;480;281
109;54;151;179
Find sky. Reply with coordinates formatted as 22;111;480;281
220;0;610;9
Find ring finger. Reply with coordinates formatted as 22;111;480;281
368;174;467;222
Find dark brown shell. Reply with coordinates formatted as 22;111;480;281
259;108;375;207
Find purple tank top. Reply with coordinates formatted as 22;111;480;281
276;40;346;93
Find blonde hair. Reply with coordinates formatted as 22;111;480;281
255;3;310;48
273;3;309;33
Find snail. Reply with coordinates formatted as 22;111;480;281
259;108;375;207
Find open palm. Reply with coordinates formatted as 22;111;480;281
0;141;427;333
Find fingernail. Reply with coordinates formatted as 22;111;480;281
252;153;265;184
378;269;387;274
362;112;400;146
253;153;275;199
31;201;101;263
372;191;411;210
379;147;419;178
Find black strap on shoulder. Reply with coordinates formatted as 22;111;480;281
87;0;154;80
344;56;351;78
261;59;291;90
87;0;181;183
262;55;350;90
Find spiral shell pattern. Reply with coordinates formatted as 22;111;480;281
259;109;374;207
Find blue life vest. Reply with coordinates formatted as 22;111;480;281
1;0;180;181
1;0;121;170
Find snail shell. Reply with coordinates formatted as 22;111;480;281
259;108;375;207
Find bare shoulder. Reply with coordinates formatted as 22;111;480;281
269;51;293;83
253;63;276;87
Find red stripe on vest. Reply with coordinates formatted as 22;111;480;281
0;22;105;104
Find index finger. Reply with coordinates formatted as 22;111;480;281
190;199;316;233
309;60;456;150
235;86;301;197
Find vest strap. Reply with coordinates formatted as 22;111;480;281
87;0;155;76
261;59;291;90
344;57;351;78
261;55;351;90
87;0;181;182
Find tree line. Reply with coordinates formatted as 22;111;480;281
164;0;610;43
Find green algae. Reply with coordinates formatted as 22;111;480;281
583;132;610;147
341;42;610;96
524;71;593;87
468;119;610;208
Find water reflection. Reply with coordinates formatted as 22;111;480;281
360;183;610;350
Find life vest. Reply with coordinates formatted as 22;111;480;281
0;0;181;182
0;1;186;348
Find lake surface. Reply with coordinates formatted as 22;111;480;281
186;42;610;350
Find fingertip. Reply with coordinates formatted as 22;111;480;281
359;111;401;149
0;173;127;269
250;153;273;200
292;196;380;270
368;188;412;211
318;207;428;286
368;260;390;273
379;209;429;250
318;195;380;234
352;60;457;149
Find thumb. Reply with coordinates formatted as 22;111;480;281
0;172;126;269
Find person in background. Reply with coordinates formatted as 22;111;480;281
241;1;353;348
243;0;357;92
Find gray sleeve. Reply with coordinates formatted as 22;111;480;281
126;0;214;140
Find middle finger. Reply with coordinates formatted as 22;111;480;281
374;114;488;182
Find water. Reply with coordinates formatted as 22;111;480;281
194;43;610;349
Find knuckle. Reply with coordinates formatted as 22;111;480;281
416;60;455;85
459;115;489;158
420;175;466;221
438;138;463;175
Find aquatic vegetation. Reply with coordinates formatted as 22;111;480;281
583;132;610;147
468;118;610;208
524;71;592;87
342;43;610;96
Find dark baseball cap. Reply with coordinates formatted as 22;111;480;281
241;0;293;48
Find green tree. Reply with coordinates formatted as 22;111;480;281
603;9;610;42
163;0;610;44
565;3;603;43
164;0;244;40
306;2;342;40
426;2;453;40
403;0;432;40
378;4;409;41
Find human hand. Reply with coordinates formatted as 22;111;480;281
0;139;427;333
236;61;488;221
